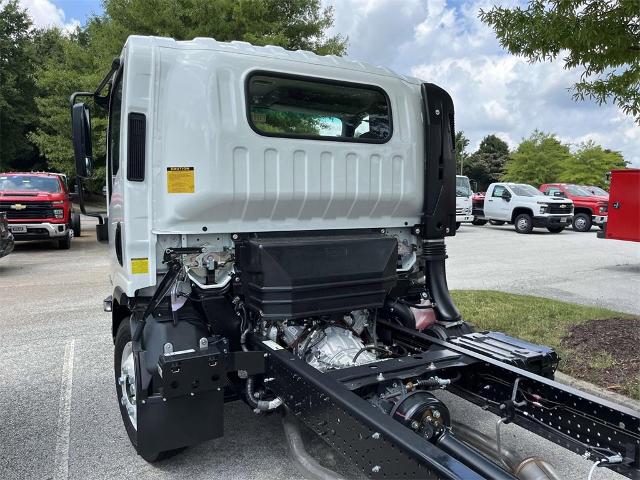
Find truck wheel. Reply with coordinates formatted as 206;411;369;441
455;222;461;230
572;213;592;232
514;214;533;234
57;232;71;249
547;226;564;233
71;213;81;237
472;219;487;226
489;220;505;226
114;320;182;462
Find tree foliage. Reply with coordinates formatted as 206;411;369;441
19;0;346;187
558;141;627;187
465;134;510;191
0;0;39;170
480;0;640;122
503;131;572;185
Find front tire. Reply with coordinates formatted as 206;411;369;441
514;214;534;234
572;213;592;232
547;226;564;233
114;320;183;463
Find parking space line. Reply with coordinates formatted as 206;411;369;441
53;339;75;480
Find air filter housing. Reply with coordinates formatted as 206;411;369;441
235;233;397;319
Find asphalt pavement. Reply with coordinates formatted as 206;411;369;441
0;217;638;480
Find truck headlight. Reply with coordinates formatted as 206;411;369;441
54;209;64;218
599;205;607;213
540;205;548;214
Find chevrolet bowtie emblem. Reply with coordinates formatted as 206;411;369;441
10;204;27;210
560;204;566;208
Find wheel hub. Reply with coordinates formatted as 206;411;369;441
119;341;137;430
517;218;528;230
575;217;586;229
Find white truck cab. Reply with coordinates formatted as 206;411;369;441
455;175;473;229
482;182;573;233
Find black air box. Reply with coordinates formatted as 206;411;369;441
235;234;397;319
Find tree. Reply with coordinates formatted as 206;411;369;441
0;0;39;170
502;131;571;186
480;0;640;122
28;0;346;187
465;134;510;190
558;141;627;187
455;131;470;175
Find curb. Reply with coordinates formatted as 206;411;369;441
555;371;640;412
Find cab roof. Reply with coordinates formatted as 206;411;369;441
125;35;423;85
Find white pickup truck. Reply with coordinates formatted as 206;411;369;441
478;182;574;233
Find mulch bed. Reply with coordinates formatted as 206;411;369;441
561;317;640;395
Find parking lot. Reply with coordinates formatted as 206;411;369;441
0;218;638;480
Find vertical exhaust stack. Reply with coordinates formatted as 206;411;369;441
419;83;461;323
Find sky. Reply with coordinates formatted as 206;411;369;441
19;0;640;166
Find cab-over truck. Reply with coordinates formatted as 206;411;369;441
70;36;639;480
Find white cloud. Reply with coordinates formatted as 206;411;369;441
324;0;640;166
19;0;80;32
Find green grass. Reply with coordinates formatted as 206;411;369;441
450;290;638;399
588;351;616;370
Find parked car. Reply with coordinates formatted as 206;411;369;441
455;175;473;229
0;172;80;249
475;182;573;233
598;169;640;242
581;185;609;197
0;212;14;258
539;183;608;232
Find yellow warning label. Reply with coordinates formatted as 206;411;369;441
167;167;195;193
131;258;149;274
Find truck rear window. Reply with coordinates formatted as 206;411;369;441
0;175;61;193
246;72;392;143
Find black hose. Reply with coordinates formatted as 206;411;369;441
245;376;282;411
352;346;389;364
383;298;416;329
422;239;461;322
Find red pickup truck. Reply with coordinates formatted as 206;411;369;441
539;183;607;232
0;172;81;249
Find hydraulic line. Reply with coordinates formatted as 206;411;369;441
245;376;282;412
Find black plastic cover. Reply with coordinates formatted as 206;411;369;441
449;331;559;378
236;234;398;319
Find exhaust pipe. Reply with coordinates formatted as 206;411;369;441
282;411;346;480
451;422;561;480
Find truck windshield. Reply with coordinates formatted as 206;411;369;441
584;186;608;196
510;184;540;196
0;175;61;193
456;176;472;197
565;185;593;196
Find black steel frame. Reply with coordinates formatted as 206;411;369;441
249;321;640;480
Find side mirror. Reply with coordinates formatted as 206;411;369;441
71;103;93;178
501;191;511;201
